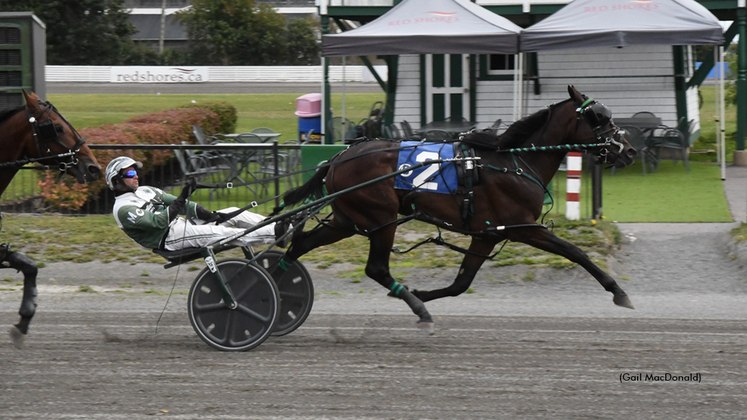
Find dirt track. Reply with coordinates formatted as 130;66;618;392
1;219;747;419
2;313;745;419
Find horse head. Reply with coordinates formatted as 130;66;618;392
22;90;102;183
568;85;636;168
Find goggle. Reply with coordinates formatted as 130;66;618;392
121;169;138;179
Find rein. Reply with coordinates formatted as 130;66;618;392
497;141;612;154
0;151;79;170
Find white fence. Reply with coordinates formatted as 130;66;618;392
45;65;388;83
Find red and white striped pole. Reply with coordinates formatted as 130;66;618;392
566;152;582;220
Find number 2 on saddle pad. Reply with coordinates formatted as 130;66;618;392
394;141;458;194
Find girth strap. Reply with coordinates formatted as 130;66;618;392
453;142;480;229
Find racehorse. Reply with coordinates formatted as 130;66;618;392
272;86;637;330
1;90;102;348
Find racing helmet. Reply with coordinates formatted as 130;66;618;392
105;156;142;190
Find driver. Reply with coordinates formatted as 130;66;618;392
105;156;290;252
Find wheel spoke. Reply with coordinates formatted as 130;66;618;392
193;301;227;313
236;304;272;323
217;310;235;346
279;290;306;301
227;276;258;302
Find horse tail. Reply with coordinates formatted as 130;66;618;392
271;164;330;215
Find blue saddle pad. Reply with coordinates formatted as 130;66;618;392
394;141;457;194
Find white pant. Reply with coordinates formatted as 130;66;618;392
163;207;276;251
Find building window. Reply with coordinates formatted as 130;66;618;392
488;54;515;74
479;54;517;81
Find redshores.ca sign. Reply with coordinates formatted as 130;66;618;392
110;67;209;83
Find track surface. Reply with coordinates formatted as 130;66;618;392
2;219;747;419
2;313;745;419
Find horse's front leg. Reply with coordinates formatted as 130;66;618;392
509;227;634;309
411;236;498;303
366;225;434;331
2;246;39;349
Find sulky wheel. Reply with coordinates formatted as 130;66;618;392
253;249;314;336
188;258;279;351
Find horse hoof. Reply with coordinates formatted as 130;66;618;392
9;325;26;349
417;320;435;335
613;294;635;309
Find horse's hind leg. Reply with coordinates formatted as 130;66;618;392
270;211;433;330
411;236;498;303
366;225;434;330
509;227;634;309
2;246;39;349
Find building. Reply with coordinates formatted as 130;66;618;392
319;0;741;148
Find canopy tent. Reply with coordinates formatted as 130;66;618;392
322;0;521;57
520;0;724;52
520;0;727;194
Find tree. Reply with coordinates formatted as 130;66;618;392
285;17;320;65
0;0;140;65
722;45;738;106
175;0;319;66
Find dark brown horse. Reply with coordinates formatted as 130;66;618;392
1;90;101;348
273;86;636;330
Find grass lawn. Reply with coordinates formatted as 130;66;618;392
47;92;386;138
1;213;619;271
603;161;732;222
691;86;737;162
547;160;732;223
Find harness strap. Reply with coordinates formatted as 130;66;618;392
0;151;78;170
578;98;595;111
352;212;419;237
483;163;546;192
390;222;546;260
454;142;479;229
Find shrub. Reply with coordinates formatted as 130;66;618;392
178;101;237;134
37;173;90;211
38;104;235;210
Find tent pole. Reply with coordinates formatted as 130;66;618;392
520;53;525;118
342;55;346;142
720;45;727;180
321;15;332;144
513;54;518;121
519;53;524;119
714;48;721;168
737;2;747;151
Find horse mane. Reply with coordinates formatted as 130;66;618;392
461;100;569;150
0;106;24;126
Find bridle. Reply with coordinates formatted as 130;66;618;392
23;99;88;173
575;97;625;163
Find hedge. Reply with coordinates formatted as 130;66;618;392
39;102;237;211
